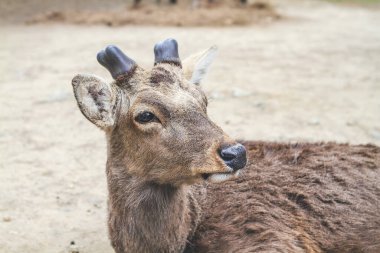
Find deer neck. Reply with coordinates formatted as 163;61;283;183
105;164;201;253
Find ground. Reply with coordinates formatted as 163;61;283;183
0;0;380;252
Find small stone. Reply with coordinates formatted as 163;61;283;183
370;130;380;140
41;170;53;176
232;88;251;98
3;216;11;222
308;118;320;126
254;102;265;109
209;91;224;99
68;241;80;253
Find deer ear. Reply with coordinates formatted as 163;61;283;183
72;74;119;130
182;46;217;85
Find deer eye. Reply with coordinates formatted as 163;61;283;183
135;111;157;124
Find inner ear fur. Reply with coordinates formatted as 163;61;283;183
72;74;120;130
182;45;217;85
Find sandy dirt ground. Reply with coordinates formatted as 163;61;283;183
1;1;380;252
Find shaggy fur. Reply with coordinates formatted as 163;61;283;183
187;142;380;253
72;42;380;253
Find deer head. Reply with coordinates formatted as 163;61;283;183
72;39;246;186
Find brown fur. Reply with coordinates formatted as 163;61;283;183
188;142;380;253
72;48;380;253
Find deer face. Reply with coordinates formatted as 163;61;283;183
72;39;246;186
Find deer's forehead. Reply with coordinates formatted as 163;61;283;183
147;64;186;87
132;88;203;112
149;66;179;86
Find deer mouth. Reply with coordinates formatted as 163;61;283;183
201;170;240;183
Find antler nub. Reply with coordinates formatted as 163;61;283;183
97;45;136;80
154;38;181;67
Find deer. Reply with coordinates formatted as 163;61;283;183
71;39;380;253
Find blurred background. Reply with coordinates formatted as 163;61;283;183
1;0;379;252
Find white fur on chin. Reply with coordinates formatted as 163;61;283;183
208;170;240;183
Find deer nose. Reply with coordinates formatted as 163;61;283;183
219;144;247;171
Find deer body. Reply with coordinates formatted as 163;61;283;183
72;39;380;253
189;142;380;253
106;141;380;253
